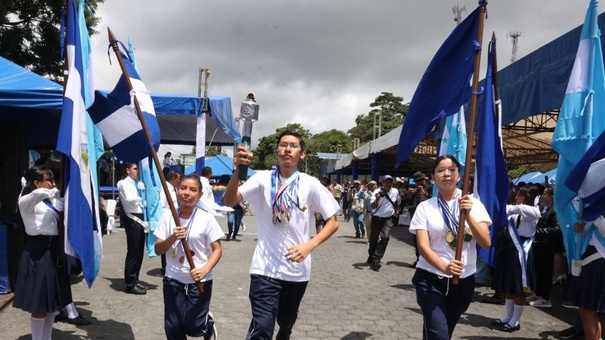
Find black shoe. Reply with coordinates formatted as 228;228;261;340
135;282;149;290
226;235;231;241
55;309;68;322
354;234;360;239
501;323;520;332
361;233;365;238
558;326;583;339
66;314;92;326
125;285;147;295
366;256;372;264
490;319;507;326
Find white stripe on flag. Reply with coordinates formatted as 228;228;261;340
96;105;143;146
566;40;590;94
578;158;605;198
130;78;155;115
196;113;206;162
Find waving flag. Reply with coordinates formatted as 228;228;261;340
566;128;605;221
551;0;605;261
438;105;467;179
474;39;509;266
88;48;160;163
396;5;482;166
56;0;103;287
139;157;162;257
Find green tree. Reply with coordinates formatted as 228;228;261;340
348;92;409;143
0;0;104;81
252;123;312;170
309;129;351;154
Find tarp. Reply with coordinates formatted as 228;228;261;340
183;155;256;178
513;171;544;185
0;55;241;148
497;12;605;125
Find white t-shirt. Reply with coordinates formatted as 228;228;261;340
370;187;400;218
240;170;340;282
200;176;213;202
153;208;224;284
409;191;491;278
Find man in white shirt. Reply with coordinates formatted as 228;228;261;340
367;175;400;270
200;166;213;203
117;162;147;295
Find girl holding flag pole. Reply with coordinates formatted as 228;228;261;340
154;174;223;340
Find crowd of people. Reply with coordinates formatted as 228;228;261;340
11;141;605;339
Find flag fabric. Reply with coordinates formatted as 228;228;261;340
56;0;103;287
139;157;162;257
551;0;605;261
438;105;467;178
566;128;605;221
195;112;206;175
396;6;482;166
88;48;160;163
474;40;510;266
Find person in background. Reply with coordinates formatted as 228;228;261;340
160;170;182;275
527;186;559;308
226;180;247;241
163;152;172;177
410;171;431;268
154;173;223;340
410;155;491;340
367;174;400;270
364;180;378;241
224;130;340;340
118;162;148;295
350;180;366;239
342;182;352;222
200;166;214;203
492;185;540;332
12;166;72;339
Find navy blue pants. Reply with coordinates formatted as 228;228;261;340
163;277;213;340
412;269;475;340
246;274;308;340
122;212;146;288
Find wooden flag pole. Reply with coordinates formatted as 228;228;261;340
453;1;488;284
107;27;204;293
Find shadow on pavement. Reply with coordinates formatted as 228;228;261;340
26;317;135;340
341;331;373;339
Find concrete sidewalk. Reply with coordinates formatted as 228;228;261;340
0;214;586;339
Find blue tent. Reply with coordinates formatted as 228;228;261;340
184;155;256;178
513;171;544;185
0;55;241;148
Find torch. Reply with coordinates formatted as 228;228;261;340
237;92;259;180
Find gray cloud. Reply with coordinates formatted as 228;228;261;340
91;0;593;152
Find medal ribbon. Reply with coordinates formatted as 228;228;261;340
437;193;460;236
173;208;198;251
270;167;302;223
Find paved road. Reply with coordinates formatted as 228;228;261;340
0;214;589;339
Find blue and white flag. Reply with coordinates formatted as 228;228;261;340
56;0;103;287
566;128;605;221
474;39;509;266
88;47;160;163
551;0;605;261
139;157;162;257
438;105;467;179
397;5;482;166
195;112;206;175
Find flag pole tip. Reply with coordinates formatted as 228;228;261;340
107;27;116;41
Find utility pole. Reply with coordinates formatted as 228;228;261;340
507;30;523;63
452;5;466;26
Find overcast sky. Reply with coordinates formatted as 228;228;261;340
90;0;598;158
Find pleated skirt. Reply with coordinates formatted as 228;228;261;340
12;235;72;313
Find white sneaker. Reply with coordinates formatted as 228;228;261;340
204;311;217;340
525;293;538;302
529;298;552;308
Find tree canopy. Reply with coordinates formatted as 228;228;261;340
348;92;408;144
0;0;104;81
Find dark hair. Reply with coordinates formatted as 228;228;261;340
166;170;181;182
180;173;203;192
543;186;554;196
431;155;462;174
122;162;137;178
202;166;212;177
517;185;539;206
22;166;54;196
277;131;305;152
